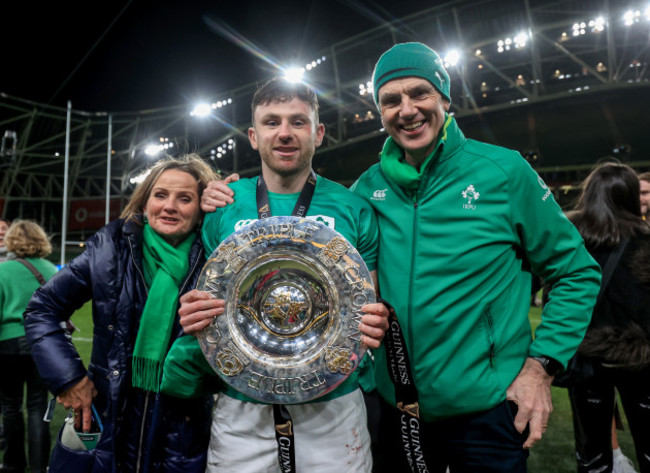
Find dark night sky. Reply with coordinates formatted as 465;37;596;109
2;0;434;112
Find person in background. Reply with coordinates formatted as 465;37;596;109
638;171;650;220
567;162;650;473
611;412;638;473
23;154;220;473
0;217;11;453
0;220;57;473
0;218;11;262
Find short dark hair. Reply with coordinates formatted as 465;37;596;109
251;77;319;123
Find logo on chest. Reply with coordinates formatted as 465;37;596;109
371;189;387;201
461;185;480;210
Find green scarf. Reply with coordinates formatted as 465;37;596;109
132;223;196;392
380;114;452;192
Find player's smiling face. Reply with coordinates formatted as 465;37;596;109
249;97;324;178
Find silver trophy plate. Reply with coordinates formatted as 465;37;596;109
196;215;375;404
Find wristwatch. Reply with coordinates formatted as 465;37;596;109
529;356;563;377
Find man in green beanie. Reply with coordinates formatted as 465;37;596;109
347;42;602;471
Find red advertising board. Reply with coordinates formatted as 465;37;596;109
69;199;121;230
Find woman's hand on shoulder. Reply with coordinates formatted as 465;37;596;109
200;173;239;213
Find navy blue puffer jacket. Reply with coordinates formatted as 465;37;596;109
24;218;212;473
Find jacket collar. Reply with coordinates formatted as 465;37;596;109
379;115;465;191
122;215;144;239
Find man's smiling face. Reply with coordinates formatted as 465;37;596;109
378;77;450;167
248;97;324;178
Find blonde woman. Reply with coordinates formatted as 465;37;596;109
24;155;221;473
0;220;57;473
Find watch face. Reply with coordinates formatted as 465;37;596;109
548;362;563;377
534;356;561;376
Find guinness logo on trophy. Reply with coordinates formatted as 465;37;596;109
196;216;375;404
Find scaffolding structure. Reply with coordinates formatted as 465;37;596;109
1;0;650;244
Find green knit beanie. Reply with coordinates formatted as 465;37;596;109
372;42;451;106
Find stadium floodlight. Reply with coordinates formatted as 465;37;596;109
497;37;516;53
514;31;528;48
210;137;236;161
191;103;212;117
443;49;461;67
144;138;173;157
623;9;638;26
572;22;586;35
144;145;161;156
589;16;605;32
130;169;152;185
284;67;305;83
284;56;326;78
359;81;373;96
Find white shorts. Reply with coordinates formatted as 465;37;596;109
206;389;372;473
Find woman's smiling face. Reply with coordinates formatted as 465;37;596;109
143;170;201;246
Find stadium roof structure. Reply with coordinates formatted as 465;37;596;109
1;0;650;239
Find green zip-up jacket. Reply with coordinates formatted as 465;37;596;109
350;116;601;421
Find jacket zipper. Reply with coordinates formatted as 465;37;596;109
485;308;495;368
135;391;150;473
128;235;148;296
407;192;419;359
128;233;201;471
127;235;149;473
180;251;202;293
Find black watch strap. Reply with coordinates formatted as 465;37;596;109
529;356;562;377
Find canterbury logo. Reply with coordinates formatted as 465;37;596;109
258;204;270;213
371;188;387;200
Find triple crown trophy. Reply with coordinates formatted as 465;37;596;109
196;216;376;404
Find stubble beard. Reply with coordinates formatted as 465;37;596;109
262;150;313;178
